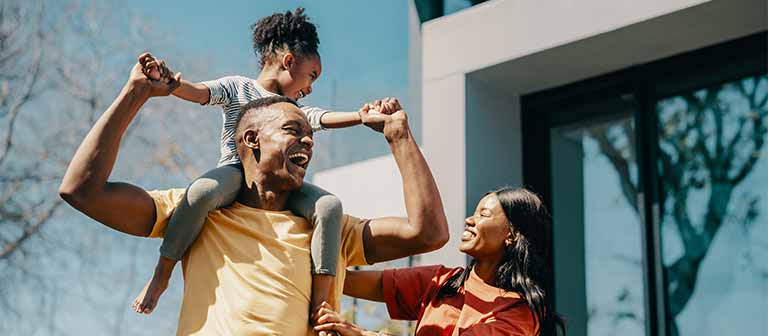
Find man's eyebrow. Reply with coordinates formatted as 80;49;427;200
284;119;311;131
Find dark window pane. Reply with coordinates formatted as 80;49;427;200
551;106;648;335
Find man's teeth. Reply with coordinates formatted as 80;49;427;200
289;153;309;165
461;230;474;241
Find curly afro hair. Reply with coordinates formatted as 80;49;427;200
251;7;320;67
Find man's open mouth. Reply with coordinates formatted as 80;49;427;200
288;152;309;168
297;90;305;99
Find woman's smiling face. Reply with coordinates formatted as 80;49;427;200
460;193;513;260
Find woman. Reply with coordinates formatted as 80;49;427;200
313;187;565;335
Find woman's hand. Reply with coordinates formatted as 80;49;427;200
313;302;366;336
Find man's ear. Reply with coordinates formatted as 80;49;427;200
281;52;295;70
243;129;259;149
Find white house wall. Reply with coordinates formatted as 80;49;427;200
421;0;710;81
313;155;406;222
419;0;766;270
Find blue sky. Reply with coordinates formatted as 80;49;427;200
126;0;414;172
130;0;410;112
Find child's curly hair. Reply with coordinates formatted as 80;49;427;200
251;7;320;66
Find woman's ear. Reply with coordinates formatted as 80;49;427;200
505;230;521;246
243;129;259;149
281;52;295;70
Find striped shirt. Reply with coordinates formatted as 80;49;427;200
202;75;329;166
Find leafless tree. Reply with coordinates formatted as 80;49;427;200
0;1;217;335
0;0;52;257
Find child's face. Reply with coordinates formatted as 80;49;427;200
278;53;321;101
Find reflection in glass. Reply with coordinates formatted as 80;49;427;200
656;75;768;336
551;114;647;336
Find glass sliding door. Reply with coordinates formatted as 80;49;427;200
656;74;768;336
522;32;766;336
550;98;648;336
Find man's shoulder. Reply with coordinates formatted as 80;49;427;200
148;188;186;206
339;214;369;266
145;188;187;238
340;214;365;232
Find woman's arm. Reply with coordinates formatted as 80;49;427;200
342;270;384;302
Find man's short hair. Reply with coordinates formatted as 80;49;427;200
235;96;300;135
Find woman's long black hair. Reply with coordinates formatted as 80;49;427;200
251;7;320;66
437;187;565;335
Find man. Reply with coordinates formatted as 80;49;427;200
59;60;449;335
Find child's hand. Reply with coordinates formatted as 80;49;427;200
138;53;163;81
139;52;178;85
365;97;401;115
137;52;180;87
128;62;181;97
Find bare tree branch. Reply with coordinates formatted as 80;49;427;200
0;200;63;260
0;2;44;168
589;126;638;212
0;174;62;183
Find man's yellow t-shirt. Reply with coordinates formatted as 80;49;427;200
147;189;369;335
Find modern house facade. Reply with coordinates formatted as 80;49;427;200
314;1;767;335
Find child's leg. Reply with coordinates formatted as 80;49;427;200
132;164;243;314
159;164;243;259
287;182;343;316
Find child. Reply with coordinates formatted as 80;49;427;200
130;8;392;321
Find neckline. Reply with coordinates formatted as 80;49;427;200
466;267;521;300
229;201;294;215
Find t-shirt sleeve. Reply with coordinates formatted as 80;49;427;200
299;105;330;132
146;188;186;238
340;215;369;267
460;305;537;336
200;76;244;106
382;265;457;320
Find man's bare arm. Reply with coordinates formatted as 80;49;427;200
59;62;179;237
360;102;449;263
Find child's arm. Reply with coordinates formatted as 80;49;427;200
139;53;210;105
319;111;362;129
171;79;211;105
317;98;399;129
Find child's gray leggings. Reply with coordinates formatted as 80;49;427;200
159;164;342;276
